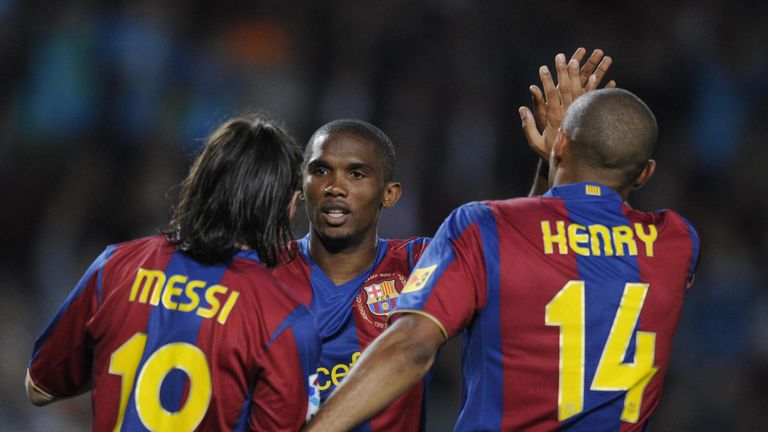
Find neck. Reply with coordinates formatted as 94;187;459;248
552;165;630;200
308;230;379;285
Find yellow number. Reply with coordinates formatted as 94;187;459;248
545;280;585;421
591;283;657;422
546;281;657;423
109;333;148;432
109;333;212;431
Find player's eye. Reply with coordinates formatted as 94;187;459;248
313;167;329;176
350;170;365;179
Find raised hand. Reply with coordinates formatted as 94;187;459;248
521;48;615;160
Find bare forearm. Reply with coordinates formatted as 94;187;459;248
305;315;443;431
529;158;549;196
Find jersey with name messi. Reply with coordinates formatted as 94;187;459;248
393;182;700;431
270;235;430;432
28;235;320;431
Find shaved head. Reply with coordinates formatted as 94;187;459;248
561;88;657;187
306;119;396;181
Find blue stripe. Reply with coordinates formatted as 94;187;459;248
298;235;389;432
455;203;503;431
407;240;415;269
96;245;118;306
561;190;639;431
677;215;700;285
395;205;484;313
119;251;228;431
31;245;117;364
233;386;254;432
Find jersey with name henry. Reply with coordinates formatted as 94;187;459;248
271;235;430;432
392;182;700;431
28;235;321;431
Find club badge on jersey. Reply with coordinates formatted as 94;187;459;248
355;272;408;328
364;280;400;315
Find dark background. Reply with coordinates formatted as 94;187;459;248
3;1;766;430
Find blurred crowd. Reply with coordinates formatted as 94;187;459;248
2;0;766;430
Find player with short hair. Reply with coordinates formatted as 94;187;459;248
305;57;700;431
26;116;321;431
270;119;431;431
285;49;613;432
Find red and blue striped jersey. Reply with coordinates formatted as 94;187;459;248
28;235;321;431
271;235;430;432
393;182;700;431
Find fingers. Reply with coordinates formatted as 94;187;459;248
585;74;599;92
567;59;581;101
605;79;617;89
519;106;548;159
555;54;572;106
569;47;587;64
540;65;558;112
592;56;613;87
580;49;605;85
530;85;547;129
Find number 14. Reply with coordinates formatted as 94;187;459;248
545;281;658;423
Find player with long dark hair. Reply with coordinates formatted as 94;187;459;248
26;115;321;431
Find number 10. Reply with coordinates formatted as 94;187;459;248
545;280;658;423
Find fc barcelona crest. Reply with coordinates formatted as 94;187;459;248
364;280;400;316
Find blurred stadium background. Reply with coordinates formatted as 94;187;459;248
2;0;767;430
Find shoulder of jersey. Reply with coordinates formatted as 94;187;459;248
383;237;428;251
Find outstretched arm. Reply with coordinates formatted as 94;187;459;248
523;48;616;196
304;314;444;431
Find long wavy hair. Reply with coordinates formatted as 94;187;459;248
165;115;302;267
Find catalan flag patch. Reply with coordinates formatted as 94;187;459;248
585;185;601;196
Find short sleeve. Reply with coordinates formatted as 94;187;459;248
391;202;494;339
678;215;701;290
28;245;117;397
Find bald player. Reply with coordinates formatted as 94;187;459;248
306;86;700;431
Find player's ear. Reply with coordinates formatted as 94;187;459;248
552;129;569;166
288;190;301;220
631;159;656;190
382;181;401;209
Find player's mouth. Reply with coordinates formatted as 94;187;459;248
319;202;351;226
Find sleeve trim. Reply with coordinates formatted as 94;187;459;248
389;309;448;341
26;369;56;400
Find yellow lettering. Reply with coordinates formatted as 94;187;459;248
178;280;206;312
130;268;166;304
542;221;568;254
161;274;187;310
216;291;240;325
350;351;361;367
331;363;350;385
568;224;590;256
316;367;331;391
612;226;638;256
197;285;227;319
588;225;613;256
634;223;657;257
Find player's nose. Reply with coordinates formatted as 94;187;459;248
323;182;346;197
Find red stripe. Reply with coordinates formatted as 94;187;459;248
493;198;581;430
620;207;692;430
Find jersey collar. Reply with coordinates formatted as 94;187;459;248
544;182;622;202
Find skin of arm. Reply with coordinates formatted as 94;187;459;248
304;313;444;431
528;157;550;197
